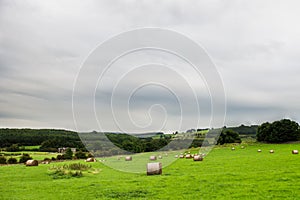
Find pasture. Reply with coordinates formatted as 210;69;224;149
1;143;300;199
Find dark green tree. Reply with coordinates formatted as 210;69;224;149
257;119;300;143
7;157;17;164
0;156;7;164
19;154;32;163
64;148;73;160
217;129;241;145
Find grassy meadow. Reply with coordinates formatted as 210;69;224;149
1;143;300;199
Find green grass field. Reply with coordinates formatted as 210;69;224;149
1;143;300;199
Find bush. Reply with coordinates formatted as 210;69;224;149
75;151;87;159
49;163;90;179
19;153;32;163
63;148;73;160
87;153;94;158
7;157;17;164
51;157;56;161
0;156;7;164
56;154;64;160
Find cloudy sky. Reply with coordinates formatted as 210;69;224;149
1;0;300;133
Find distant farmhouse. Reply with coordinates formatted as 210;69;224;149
58;147;76;154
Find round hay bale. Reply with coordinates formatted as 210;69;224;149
179;154;184;158
125;156;132;161
185;154;192;159
231;147;235;151
241;146;245;149
269;150;274;153
292;150;299;154
257;149;262;152
193;155;203;161
85;157;96;162
149;155;157;160
158;155;162;159
25;160;38;167
175;155;178;158
146;162;162;175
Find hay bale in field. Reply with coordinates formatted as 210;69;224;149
241;146;245;149
269;150;274;153
231;147;235;151
146;162;162;175
149;155;157;160
25;160;38;166
292;150;299;154
179;154;184;158
193;155;203;161
85;157;96;162
185;154;192;159
257;149;262;152
158;155;162;159
125;156;132;161
175;155;178;158
41;161;50;164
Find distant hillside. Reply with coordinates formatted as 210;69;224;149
224;125;258;137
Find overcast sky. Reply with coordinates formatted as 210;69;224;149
1;0;300;133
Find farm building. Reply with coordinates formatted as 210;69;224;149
58;147;76;154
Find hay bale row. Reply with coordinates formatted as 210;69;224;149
125;156;132;161
147;162;162;175
269;150;274;153
149;155;157;161
85;157;96;162
193;155;203;161
292;150;299;154
185;154;192;159
25;160;38;166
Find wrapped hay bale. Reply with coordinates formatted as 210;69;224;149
231;147;235;151
175;155;178;158
25;160;38;167
257;149;262;152
241;146;245;149
185;154;192;159
193;155;203;161
158;155;162;159
125;156;132;161
85;157;96;162
269;150;274;153
179;155;184;158
149;155;157;161
292;150;299;154
146;162;162;175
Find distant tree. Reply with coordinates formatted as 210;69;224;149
6;144;19;152
75;151;87;159
64;148;73;160
0;156;7;164
19;154;32;163
257;119;300;143
217;129;241;145
7;157;17;164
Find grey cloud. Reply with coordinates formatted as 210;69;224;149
1;0;300;131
